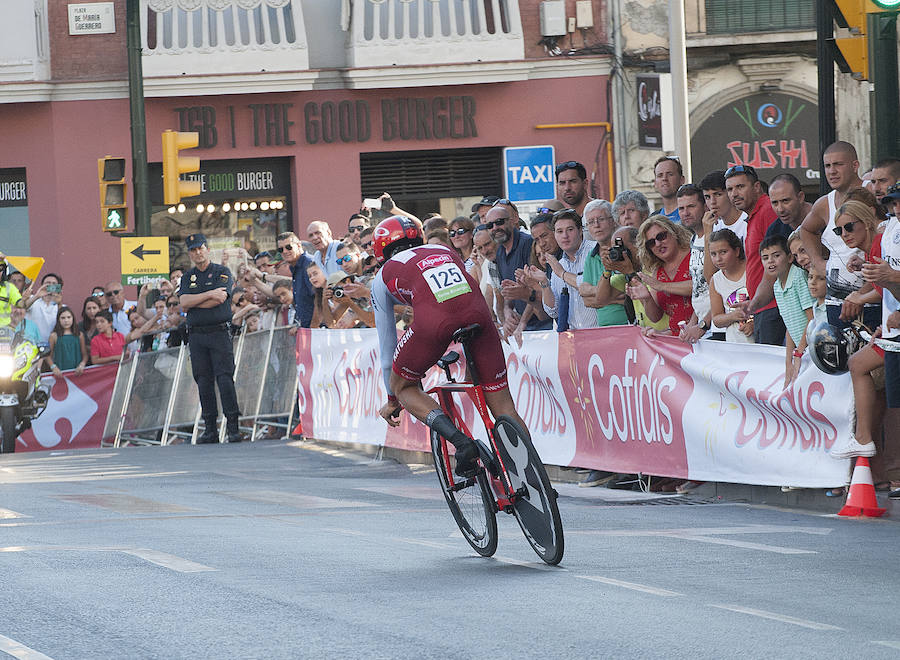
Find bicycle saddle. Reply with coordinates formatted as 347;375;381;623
451;323;481;345
437;351;460;369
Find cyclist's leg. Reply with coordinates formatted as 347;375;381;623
390;365;479;475
483;386;530;440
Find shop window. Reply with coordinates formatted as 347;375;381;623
704;0;815;34
146;158;292;272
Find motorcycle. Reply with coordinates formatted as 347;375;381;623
0;324;51;454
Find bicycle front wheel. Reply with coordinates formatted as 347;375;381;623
492;416;564;565
430;429;498;557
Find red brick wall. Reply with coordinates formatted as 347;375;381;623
49;0;128;81
521;0;608;59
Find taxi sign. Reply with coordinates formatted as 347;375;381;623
502;145;557;204
121;236;169;286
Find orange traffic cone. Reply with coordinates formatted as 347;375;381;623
838;457;886;518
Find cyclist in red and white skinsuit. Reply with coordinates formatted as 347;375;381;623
371;215;529;475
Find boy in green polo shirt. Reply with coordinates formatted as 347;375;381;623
760;234;814;389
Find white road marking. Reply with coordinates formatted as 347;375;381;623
354;485;444;501
663;534;816;555
873;641;900;650
0;508;25;520
574;525;832;537
491;555;566;571
0;633;54;660
222;490;376;509
708;604;843;630
572;525;828;554
576;575;681;597
121;549;216;573
0;546;215;573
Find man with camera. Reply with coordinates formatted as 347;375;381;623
325;271;375;328
579;200;629;327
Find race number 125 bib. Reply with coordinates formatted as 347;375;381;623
425;263;471;302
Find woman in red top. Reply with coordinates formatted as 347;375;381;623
628;215;694;334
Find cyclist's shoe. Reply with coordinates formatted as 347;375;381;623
453;441;481;478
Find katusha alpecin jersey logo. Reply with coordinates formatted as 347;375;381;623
416;253;453;271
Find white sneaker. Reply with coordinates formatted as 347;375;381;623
829;435;877;459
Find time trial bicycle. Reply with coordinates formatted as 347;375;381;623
426;324;564;565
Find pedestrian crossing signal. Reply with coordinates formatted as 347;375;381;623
99;156;128;232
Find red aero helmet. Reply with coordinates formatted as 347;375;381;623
372;215;423;263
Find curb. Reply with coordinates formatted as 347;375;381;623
300;438;896;517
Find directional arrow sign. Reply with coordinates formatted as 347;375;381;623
130;244;162;261
121;236;169;286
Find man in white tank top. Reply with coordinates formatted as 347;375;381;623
799;141;876;329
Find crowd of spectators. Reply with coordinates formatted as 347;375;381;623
8;141;900;496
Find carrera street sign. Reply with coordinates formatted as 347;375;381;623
121;236;169;286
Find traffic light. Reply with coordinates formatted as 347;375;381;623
161;130;201;205
832;0;883;80
98;156;128;232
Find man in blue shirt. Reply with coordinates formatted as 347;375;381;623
653;155;685;223
247;231;315;327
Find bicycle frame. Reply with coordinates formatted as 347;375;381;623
427;380;518;513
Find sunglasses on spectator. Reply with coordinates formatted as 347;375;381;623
449;228;470;237
166;301;179;307
92;291;105;297
724;164;757;179
336;255;354;265
362;241;373;250
348;225;366;233
492;198;512;207
276;244;295;253
535;207;555;214
554;160;582;175
106;289;122;296
832;221;858;236
484;218;508;230
644;230;670;248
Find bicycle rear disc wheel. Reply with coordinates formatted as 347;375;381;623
430;430;498;557
492;416;564;565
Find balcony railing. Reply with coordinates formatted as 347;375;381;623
348;0;524;68
142;0;308;77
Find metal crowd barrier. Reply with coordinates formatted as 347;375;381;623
103;325;298;447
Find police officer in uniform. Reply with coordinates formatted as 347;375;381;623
178;234;242;443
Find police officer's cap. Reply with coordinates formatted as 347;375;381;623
186;233;208;249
